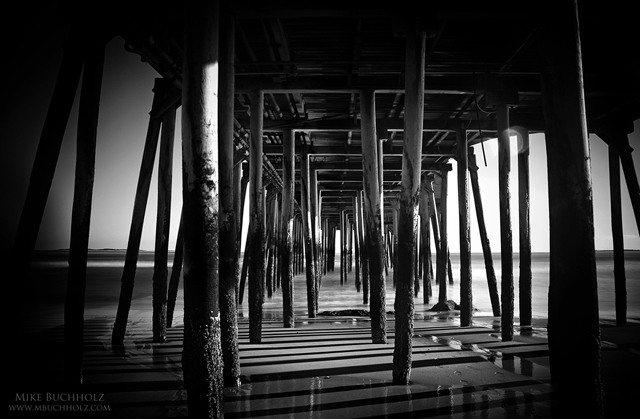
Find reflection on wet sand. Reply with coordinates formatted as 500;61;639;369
8;250;639;418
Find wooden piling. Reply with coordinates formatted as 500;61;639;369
112;80;165;346
436;171;449;303
360;89;386;343
340;208;346;285
357;191;369;304
469;150;500;317
517;128;532;327
608;142;627;325
265;189;277;298
392;21;425;384
300;146;318;317
456;126;472;326
180;1;224;415
64;37;104;386
353;196;362;292
497;103;514;342
152;96;176;344
219;10;241;388
311;166;322;288
391;200;399;288
249;90;265;343
539;1;603;414
166;212;183;328
281;129;295;327
12;29;83;282
233;163;245;302
419;174;433;304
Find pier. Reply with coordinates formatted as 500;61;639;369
8;1;640;418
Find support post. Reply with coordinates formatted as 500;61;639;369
608;142;626;325
12;29;84;281
358;191;369;304
300;146;318;317
219;10;240;387
167;211;183;328
249;90;265;343
311;166;322;287
436;171;449;303
539;1;603;415
112;80;165;345
517;128;532;327
234;163;247;286
496;103;514;341
419;174;433;304
360;89;386;343
64;37;104;387
340;208;346;285
353;196;362;292
457;125;472;326
152;95;176;343
281;129;295;327
469;150;500;317
392;20;425;384
181;1;224;416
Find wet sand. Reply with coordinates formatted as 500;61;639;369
5;250;640;418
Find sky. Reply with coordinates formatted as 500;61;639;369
1;19;638;254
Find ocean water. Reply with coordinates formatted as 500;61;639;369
22;249;640;325
448;251;640;322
